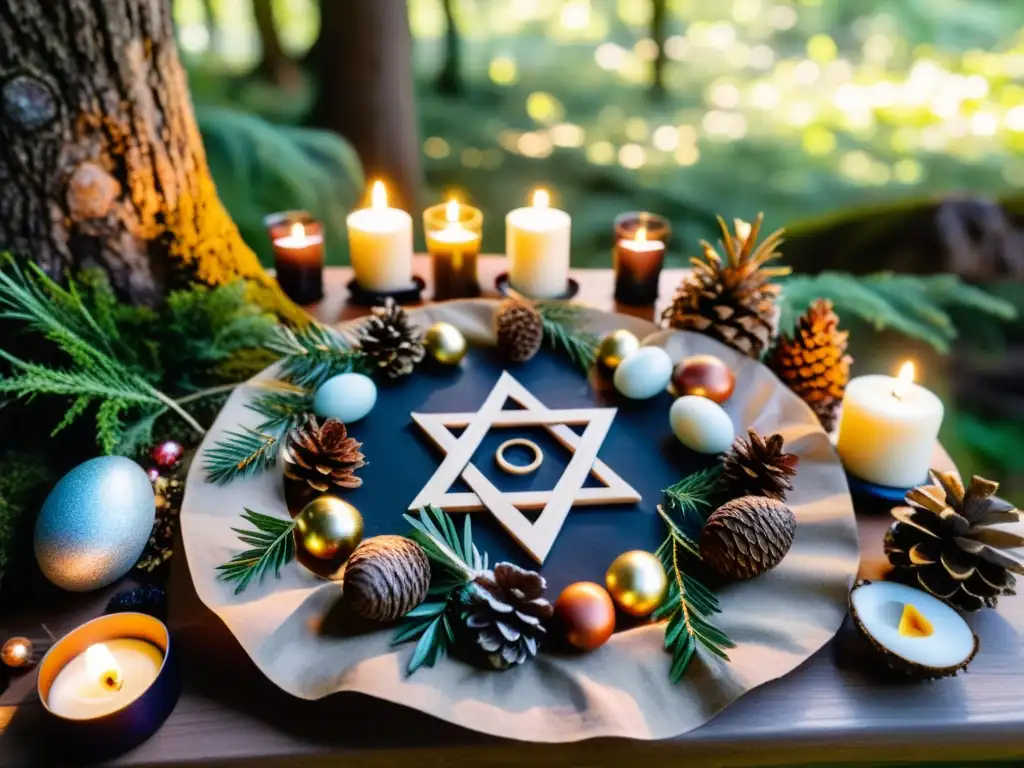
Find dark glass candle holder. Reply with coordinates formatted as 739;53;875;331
613;212;670;306
265;210;324;305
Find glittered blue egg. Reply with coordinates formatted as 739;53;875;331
35;456;155;592
313;373;377;424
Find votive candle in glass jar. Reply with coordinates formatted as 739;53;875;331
613;212;670;306
265;210;324;305
424;198;483;300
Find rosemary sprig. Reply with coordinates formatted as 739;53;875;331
216;508;296;594
535;302;599;373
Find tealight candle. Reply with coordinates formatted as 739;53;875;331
506;188;571;298
270;217;325;305
424;198;483;300
613;211;670;306
48;639;162;720
347;180;414;294
836;361;944;488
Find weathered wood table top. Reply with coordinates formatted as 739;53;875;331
0;260;1020;767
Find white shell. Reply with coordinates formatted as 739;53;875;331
613;346;673;400
669;395;735;454
313;373;377;424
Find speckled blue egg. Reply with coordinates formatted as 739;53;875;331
670;396;735;454
35;456;155;592
613;346;673;400
313;372;377;424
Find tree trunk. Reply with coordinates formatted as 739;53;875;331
252;0;301;90
311;0;422;212
434;0;463;96
649;0;668;100
0;0;302;321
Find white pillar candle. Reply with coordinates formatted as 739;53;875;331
506;189;571;298
47;639;164;720
836;362;944;488
347;180;414;293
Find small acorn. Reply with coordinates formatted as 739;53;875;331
342;536;431;622
495;299;543;363
700;496;796;581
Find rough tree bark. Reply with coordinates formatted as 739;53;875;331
0;0;302;321
311;0;422;212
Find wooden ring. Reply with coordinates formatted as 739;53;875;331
495;439;543;476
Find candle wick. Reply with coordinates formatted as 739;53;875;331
104;674;123;692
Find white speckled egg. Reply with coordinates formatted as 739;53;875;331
669;396;735;454
613;346;673;400
313;372;377;424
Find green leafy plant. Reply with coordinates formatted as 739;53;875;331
216;508;296;594
0;452;53;588
653;467;735;682
536;302;599;373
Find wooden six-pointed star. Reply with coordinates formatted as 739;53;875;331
409;372;641;563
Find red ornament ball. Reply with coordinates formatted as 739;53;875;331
553;581;616;652
150;440;184;469
672;354;735;404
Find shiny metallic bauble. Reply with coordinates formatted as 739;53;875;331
671;354;735;403
554;582;616;651
605;550;669;617
294;496;364;562
597;330;640;370
424;321;468;365
1;636;33;668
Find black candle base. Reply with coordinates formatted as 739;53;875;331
495;273;580;301
276;265;324;305
347;276;426;307
614;277;659;306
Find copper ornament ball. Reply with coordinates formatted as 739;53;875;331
294;496;364;562
605;550;669;617
597;330;641;370
671;354;735;404
554;581;616;651
424;321;467;365
1;636;33;668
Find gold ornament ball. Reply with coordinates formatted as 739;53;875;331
1;636;33;668
424;321;467;365
605;550;669;617
295;496;364;562
598;330;640;370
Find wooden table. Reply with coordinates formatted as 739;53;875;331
1;263;1021;767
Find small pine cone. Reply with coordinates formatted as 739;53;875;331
343;536;431;622
700;496;797;581
495;299;544;363
358;298;425;379
284;416;365;496
767;299;851;433
721;429;799;502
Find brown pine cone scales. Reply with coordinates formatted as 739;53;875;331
358;298;425;378
767;299;851;432
284;417;365;504
342;536;431;622
721;429;799;502
700;496;797;581
495;299;544;363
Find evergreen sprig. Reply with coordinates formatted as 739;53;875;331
393;505;487;675
216;508;296;594
202;427;283;484
536;302;599;372
267;323;367;389
653;468;735;682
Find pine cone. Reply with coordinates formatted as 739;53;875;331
284;417;365;501
343;536;431;622
721;429;799;502
495;299;544;363
661;213;790;358
700;496;797;580
885;471;1024;611
358;298;425;378
766;299;851;432
457;563;553;669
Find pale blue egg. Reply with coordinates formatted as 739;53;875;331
313;372;377;423
613;346;673;400
35;456;155;592
670;396;735;454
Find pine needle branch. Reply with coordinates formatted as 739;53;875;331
216;508;296;594
245;380;312;433
203;427;284;484
267;323;367;389
535;302;599;373
661;465;723;536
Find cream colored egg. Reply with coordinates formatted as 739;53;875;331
613;346;673;400
669;395;735;454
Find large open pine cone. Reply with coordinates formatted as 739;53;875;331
358;298;425;378
766;299;851;432
495;299;544;363
661;213;790;358
885;471;1023;611
721;429;799;502
457;563;553;669
700;496;797;580
284;417;365;506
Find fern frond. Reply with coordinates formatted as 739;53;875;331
202;427;283;484
216;508;296;594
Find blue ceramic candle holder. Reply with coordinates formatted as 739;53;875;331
844;470;926;512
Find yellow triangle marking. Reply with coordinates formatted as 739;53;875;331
898;603;934;638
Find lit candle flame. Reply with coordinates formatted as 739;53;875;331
892;361;915;400
371;180;388;210
532;188;550;209
635;226;648;243
289;222;305;240
85;643;123;692
445;198;459;224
